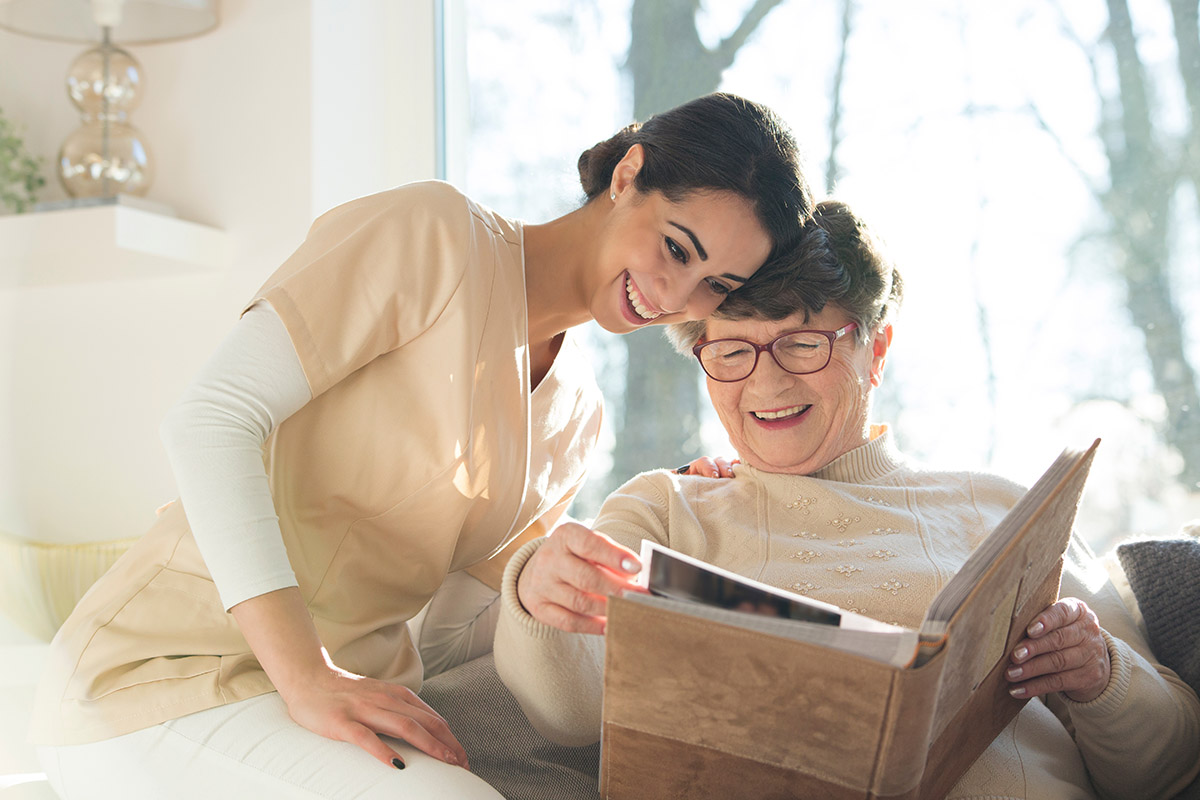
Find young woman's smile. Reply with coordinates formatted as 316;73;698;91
621;272;667;324
592;186;771;333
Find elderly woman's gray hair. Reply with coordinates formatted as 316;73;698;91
666;199;903;354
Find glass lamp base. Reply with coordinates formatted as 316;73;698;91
59;120;154;198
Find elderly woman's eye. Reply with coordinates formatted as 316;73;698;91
666;237;689;264
717;344;752;361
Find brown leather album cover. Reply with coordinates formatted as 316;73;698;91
600;441;1100;800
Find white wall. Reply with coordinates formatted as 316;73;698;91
0;0;438;545
0;1;439;780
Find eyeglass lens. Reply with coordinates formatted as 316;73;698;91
698;331;833;381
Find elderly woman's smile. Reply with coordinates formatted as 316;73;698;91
749;403;809;423
705;307;888;476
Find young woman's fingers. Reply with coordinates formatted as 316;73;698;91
362;703;469;768
340;720;412;770
675;457;718;477
675;455;739;478
334;681;468;767
379;685;467;763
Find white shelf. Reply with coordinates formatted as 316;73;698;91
0;202;232;287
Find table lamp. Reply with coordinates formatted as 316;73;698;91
0;0;218;201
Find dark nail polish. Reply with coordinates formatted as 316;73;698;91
392;757;406;770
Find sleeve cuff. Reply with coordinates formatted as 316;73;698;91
499;537;566;641
1060;629;1132;716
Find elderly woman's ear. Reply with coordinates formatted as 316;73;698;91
869;324;893;387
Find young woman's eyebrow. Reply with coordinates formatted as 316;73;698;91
669;221;708;261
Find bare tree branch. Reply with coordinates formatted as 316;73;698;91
825;0;854;194
715;0;786;70
1169;0;1200;205
1023;102;1105;198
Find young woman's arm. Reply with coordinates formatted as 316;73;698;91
159;302;467;770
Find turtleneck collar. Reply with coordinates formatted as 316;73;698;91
740;424;907;485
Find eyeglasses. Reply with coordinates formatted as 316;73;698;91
692;323;859;382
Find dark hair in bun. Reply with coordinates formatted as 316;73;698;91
577;92;815;261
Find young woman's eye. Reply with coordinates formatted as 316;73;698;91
665;237;689;265
706;277;731;295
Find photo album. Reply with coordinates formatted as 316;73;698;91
601;440;1101;800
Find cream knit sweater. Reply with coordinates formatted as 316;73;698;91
494;430;1200;800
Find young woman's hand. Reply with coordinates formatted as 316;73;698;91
1005;597;1111;703
516;522;642;635
231;586;468;771
675;455;739;478
281;658;469;771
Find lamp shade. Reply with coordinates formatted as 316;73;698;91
0;0;217;44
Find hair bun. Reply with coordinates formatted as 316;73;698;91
577;123;640;199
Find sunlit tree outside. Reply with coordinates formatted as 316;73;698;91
446;0;1200;554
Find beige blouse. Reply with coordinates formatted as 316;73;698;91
31;181;603;745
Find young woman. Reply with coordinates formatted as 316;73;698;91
30;93;822;799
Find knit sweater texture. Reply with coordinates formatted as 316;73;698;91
494;430;1200;800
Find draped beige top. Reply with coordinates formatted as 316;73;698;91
31;181;603;745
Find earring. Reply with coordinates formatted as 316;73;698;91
610;192;616;201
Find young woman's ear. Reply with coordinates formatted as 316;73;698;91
609;144;645;202
869;324;893;387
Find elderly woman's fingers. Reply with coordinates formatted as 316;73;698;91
516;522;643;633
1006;662;1110;701
1006;597;1110;702
552;522;642;576
1023;597;1089;639
526;601;608;635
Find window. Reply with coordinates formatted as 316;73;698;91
443;0;1200;552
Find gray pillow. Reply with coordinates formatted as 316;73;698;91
1116;535;1200;693
1116;529;1200;800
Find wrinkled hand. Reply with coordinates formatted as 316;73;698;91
281;659;469;770
676;455;739;478
516;521;643;635
1006;597;1111;703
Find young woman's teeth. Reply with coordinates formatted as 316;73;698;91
753;405;806;420
626;276;661;320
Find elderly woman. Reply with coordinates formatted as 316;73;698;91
492;201;1200;799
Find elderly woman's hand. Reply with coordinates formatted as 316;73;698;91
516;522;643;635
1005;597;1111;703
675;455;739;478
